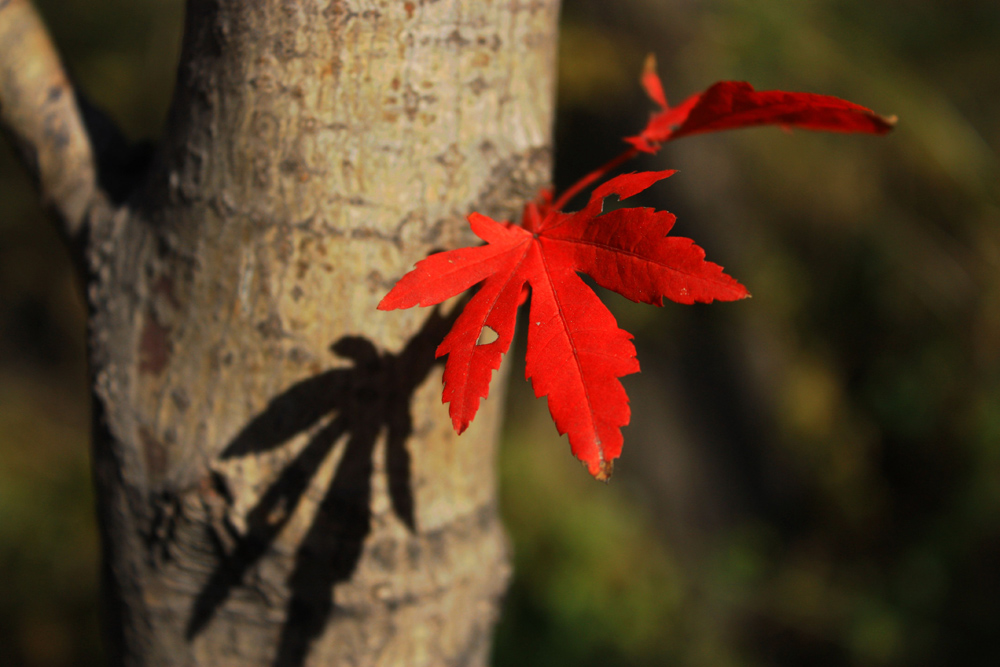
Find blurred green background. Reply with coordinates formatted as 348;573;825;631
1;0;998;665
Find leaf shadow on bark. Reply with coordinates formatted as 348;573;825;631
185;307;454;667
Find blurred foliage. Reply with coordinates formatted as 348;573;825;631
1;1;998;666
494;1;1000;666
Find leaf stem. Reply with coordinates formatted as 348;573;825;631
551;147;640;211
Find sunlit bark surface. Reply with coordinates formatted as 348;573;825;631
1;0;560;665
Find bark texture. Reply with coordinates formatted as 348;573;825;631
1;0;560;665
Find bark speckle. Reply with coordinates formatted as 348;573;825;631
172;388;191;413
139;311;172;375
256;313;288;340
445;29;470;47
322;0;356;26
141;427;169;480
468;76;489;96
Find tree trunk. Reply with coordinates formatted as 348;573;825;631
0;0;560;664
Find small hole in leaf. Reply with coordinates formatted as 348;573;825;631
476;325;499;346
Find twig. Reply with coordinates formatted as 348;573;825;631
0;0;100;238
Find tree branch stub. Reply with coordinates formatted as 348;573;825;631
0;0;101;238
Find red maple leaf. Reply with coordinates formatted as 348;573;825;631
379;170;748;479
627;55;897;153
378;56;893;480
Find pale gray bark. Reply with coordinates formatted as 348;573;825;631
0;0;560;665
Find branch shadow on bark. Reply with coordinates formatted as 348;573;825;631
185;307;455;667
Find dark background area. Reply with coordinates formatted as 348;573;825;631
1;1;998;665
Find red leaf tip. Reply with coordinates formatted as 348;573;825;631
641;53;668;110
593;458;614;482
